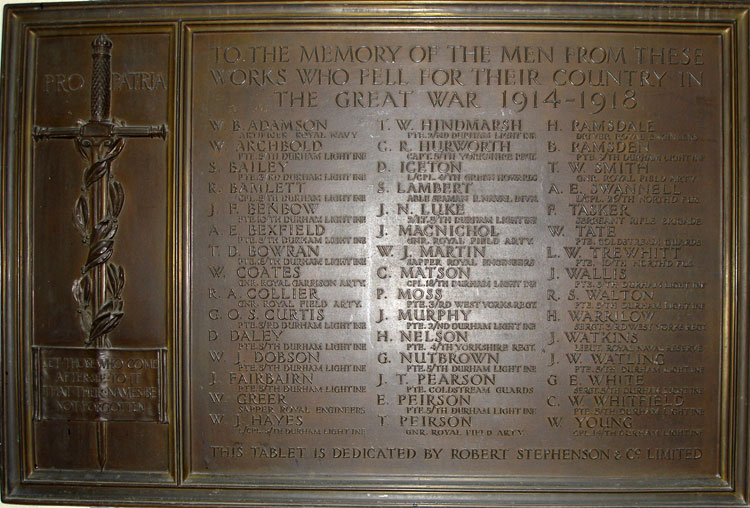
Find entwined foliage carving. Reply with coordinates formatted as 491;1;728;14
71;134;127;347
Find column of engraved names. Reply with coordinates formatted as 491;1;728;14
377;50;545;444
538;42;719;469
191;38;374;468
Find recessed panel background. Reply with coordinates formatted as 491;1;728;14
31;31;172;473
188;30;723;480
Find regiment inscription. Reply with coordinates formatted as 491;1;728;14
189;31;721;477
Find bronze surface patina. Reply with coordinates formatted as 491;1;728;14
1;2;749;507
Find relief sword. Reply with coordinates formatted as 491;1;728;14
33;34;166;471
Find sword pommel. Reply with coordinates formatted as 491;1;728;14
91;34;113;122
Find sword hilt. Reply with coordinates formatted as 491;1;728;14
91;34;112;122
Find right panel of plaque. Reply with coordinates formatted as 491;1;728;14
186;28;724;483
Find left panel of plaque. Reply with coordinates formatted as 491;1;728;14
29;30;173;476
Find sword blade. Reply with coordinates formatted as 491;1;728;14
96;421;108;471
89;139;111;471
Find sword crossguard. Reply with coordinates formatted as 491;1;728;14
33;122;167;141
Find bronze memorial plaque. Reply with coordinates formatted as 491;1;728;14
2;2;749;507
